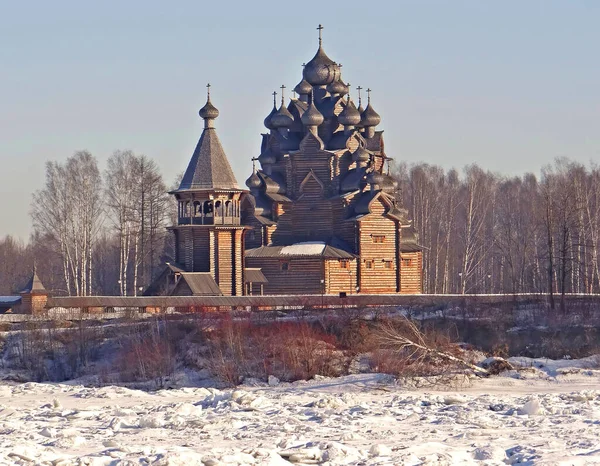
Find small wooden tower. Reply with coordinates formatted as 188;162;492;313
19;268;49;314
168;85;248;296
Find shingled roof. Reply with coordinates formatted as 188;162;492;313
20;270;46;294
178;128;240;191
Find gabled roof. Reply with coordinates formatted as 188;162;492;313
174;273;223;296
178;128;239;191
21;271;46;294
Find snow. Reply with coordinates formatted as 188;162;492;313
279;242;326;256
2;360;600;465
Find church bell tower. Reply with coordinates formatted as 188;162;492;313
169;85;248;296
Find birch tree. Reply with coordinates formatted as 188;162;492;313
31;151;102;296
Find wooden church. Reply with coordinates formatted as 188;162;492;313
148;26;423;297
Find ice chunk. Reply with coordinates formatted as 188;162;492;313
369;444;392;457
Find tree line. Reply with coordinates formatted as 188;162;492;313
394;157;600;309
0;150;176;297
1;153;597;307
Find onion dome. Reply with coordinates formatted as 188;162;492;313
271;86;294;128
366;170;385;187
264;91;278;130
271;105;294;128
338;96;361;126
294;78;312;96
199;84;219;120
360;89;381;127
327;78;349;96
246;162;262;189
301;92;324;127
303;25;340;86
352;147;371;165
258;147;276;165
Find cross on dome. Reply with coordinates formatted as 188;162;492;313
280;84;286;104
317;24;323;45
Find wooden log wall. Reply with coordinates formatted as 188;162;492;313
325;259;358;294
193;229;210;272
290;175;333;241
400;251;423;294
358;199;399;293
245;257;324;295
292;134;330;197
216;230;233;295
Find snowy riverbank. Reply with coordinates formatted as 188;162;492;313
1;356;600;465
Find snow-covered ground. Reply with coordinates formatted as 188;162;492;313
1;357;600;465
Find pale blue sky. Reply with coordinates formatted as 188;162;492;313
1;0;599;239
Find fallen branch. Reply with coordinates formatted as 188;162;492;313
375;317;490;376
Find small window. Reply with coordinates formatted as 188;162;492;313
365;260;374;269
280;261;290;271
384;260;393;270
372;235;385;244
402;258;412;267
339;260;350;269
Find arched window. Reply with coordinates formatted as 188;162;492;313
203;201;213;216
193;201;201;216
225;200;233;217
185;201;191;216
215;200;223;217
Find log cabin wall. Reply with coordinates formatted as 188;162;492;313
292;134;331;197
400;251;423;294
332;196;358;249
234;230;244;296
245;257;324;295
325;259;358;294
192;229;210;272
290;175;333;241
243;223;264;250
241;200;264;250
216;230;233;295
358;199;399;293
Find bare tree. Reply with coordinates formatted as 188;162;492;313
31;151;103;296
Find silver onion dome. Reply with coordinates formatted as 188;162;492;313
199;97;219;120
271;103;294;128
360;89;381;127
301;93;324;127
264;91;278;129
338;97;361;126
246;171;262;189
294;78;312;96
360;105;381;127
303;25;340;86
303;47;340;86
327;78;349;96
271;86;294;128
